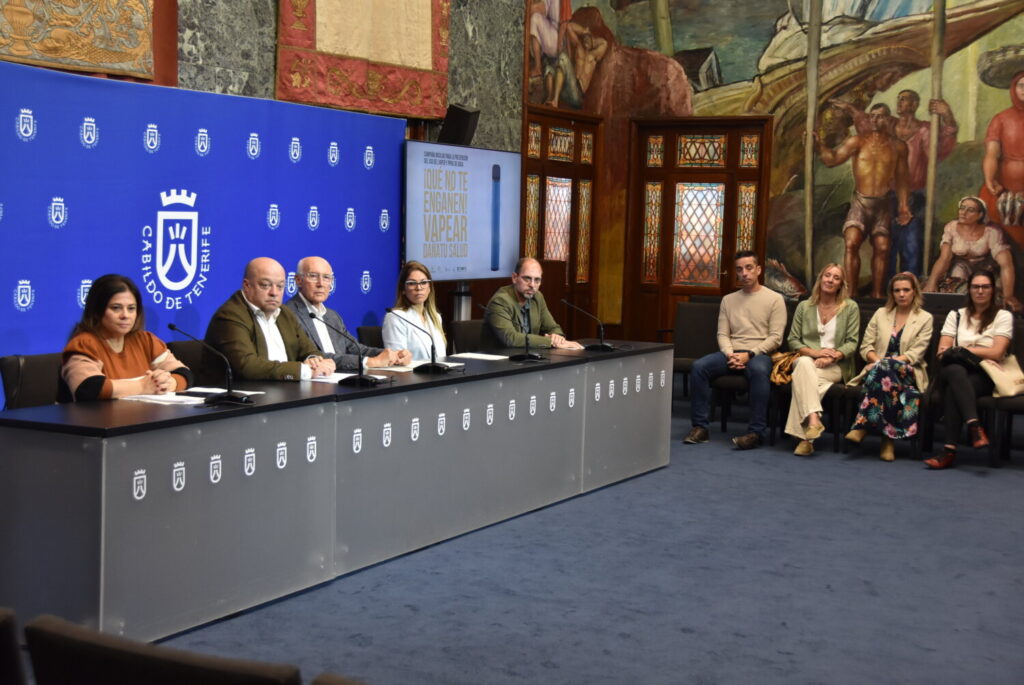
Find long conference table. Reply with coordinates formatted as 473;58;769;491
0;342;672;641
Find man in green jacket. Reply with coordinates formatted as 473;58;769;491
482;257;583;351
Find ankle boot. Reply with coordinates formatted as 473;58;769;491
845;428;867;444
924;446;956;470
968;421;989;449
879;436;895;462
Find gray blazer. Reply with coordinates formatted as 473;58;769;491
284;295;384;370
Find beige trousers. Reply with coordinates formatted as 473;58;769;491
785;356;842;439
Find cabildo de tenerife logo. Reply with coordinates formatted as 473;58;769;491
13;279;35;312
77;279;92;309
48;197;68;229
143;123;160;153
141;189;212;310
15;108;35;141
363;145;375;169
379;209;390;232
289;136;302;163
194;128;211;157
267;203;280;229
307;205;319;231
79;117;99;148
327;141;339;167
360;270;371;294
345;207;356;231
247;132;261;160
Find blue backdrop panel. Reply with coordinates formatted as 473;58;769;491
0;60;403;378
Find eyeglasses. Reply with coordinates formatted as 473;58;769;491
405;279;431;289
255;280;284;291
518;276;542;285
970;284;993;290
302;272;334;284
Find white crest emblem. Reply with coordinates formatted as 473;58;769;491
363;145;375;169
345;207;356;231
143;123;160;152
289;136;302;162
379;209;390;232
352;428;363;454
549;391;556;412
382;422;392;447
209;455;222;484
569;387;576;408
437;412;446;436
306;436;317;463
508;399;516;421
155;189;199;292
16;108;35;141
132;469;146;501
660;369;666;388
267;203;280;229
307;205;320;231
529;395;537;416
79;116;98;148
360;270;371;294
636;375;642;393
462;408;471;431
286;272;297;295
247;132;261;159
276;441;288;469
608;380;615;399
48;197;68;229
0;202;3;222
328;141;339;166
411;417;420;441
594;382;601;402
243;447;256;476
194;127;211;156
172;461;186;492
77;279;92;308
622;377;629;396
486;403;494;426
648;372;654;390
13;280;34;312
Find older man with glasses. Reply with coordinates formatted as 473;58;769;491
284;255;411;370
204;257;336;380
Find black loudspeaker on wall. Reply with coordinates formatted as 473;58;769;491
437;104;479;146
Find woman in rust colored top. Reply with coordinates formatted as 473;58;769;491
60;274;192;401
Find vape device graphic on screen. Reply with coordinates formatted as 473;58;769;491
491;164;501;271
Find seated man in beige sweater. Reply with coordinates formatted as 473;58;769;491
683;251;787;449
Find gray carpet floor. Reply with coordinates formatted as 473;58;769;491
160;400;1024;684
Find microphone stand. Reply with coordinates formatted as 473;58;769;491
560;299;615;351
385;310;449;375
309;313;384;387
508;298;545;362
167;324;253;405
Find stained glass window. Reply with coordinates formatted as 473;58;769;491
527;123;542;159
581;132;594;165
548;126;574;162
739;134;760;168
576;180;592;283
642;181;663;283
544;177;572;261
524;174;541;258
672;182;724;286
736;182;757;252
647;135;664;167
677;134;726;168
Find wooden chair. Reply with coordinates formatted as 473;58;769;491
356;325;383;348
25;614;301;685
0;608;26;685
0;353;62;410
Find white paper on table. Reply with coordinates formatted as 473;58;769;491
448;352;507;361
119;394;206;405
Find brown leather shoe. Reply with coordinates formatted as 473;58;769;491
683;426;709;444
924;447;956;469
731;432;762;450
879;436;895;462
968;422;989;449
845;428;867;444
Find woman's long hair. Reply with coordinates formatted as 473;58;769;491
885;271;923;312
70;274;144;340
965;269;1001;333
392;261;446;345
807;263;850;306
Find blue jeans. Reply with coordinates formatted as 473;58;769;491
690;351;772;437
887;190;924;279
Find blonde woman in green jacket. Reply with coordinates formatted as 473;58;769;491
785;263;861;455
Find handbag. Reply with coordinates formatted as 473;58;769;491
981;354;1024;397
940;310;983;371
770;351;800;385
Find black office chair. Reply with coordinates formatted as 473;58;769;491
356;326;384;348
656;301;720;397
25;614;301;685
451;319;484;353
0;353;62;410
0;608;26;685
166;339;209;387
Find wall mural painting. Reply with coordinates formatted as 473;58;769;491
526;0;1024;304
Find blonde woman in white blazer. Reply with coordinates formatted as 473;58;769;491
846;273;933;461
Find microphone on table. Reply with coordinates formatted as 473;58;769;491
308;313;385;387
385;309;449;375
560;299;615;351
167;323;253;405
508;297;545;362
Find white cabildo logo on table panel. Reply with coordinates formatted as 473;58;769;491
622;377;628;396
172;461;186;492
143;123;160;153
549;391;556;412
486;403;494;426
13;280;34;312
194;128;211;157
48;197;68;229
594;382;601;402
79;116;98;148
141;189;212;310
77;279;92;309
328;141;339;166
276;441;288;468
569;387;575;408
360;270;371;295
345;207;356;231
608;379;615;399
132;469;146;501
363;145;375;169
306;436;317;462
660;370;666;387
352;428;362;454
437;412;446;436
379;209;390;232
382;422;392;447
289;136;302;163
16;108;36;141
508;399;516;421
243;447;256;476
462;408;470;431
308;205;320;231
410;417;420;441
267;203;280;229
636;375;641;393
247;132;261;160
648;372;654;390
209;454;222;484
529;395;536;416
